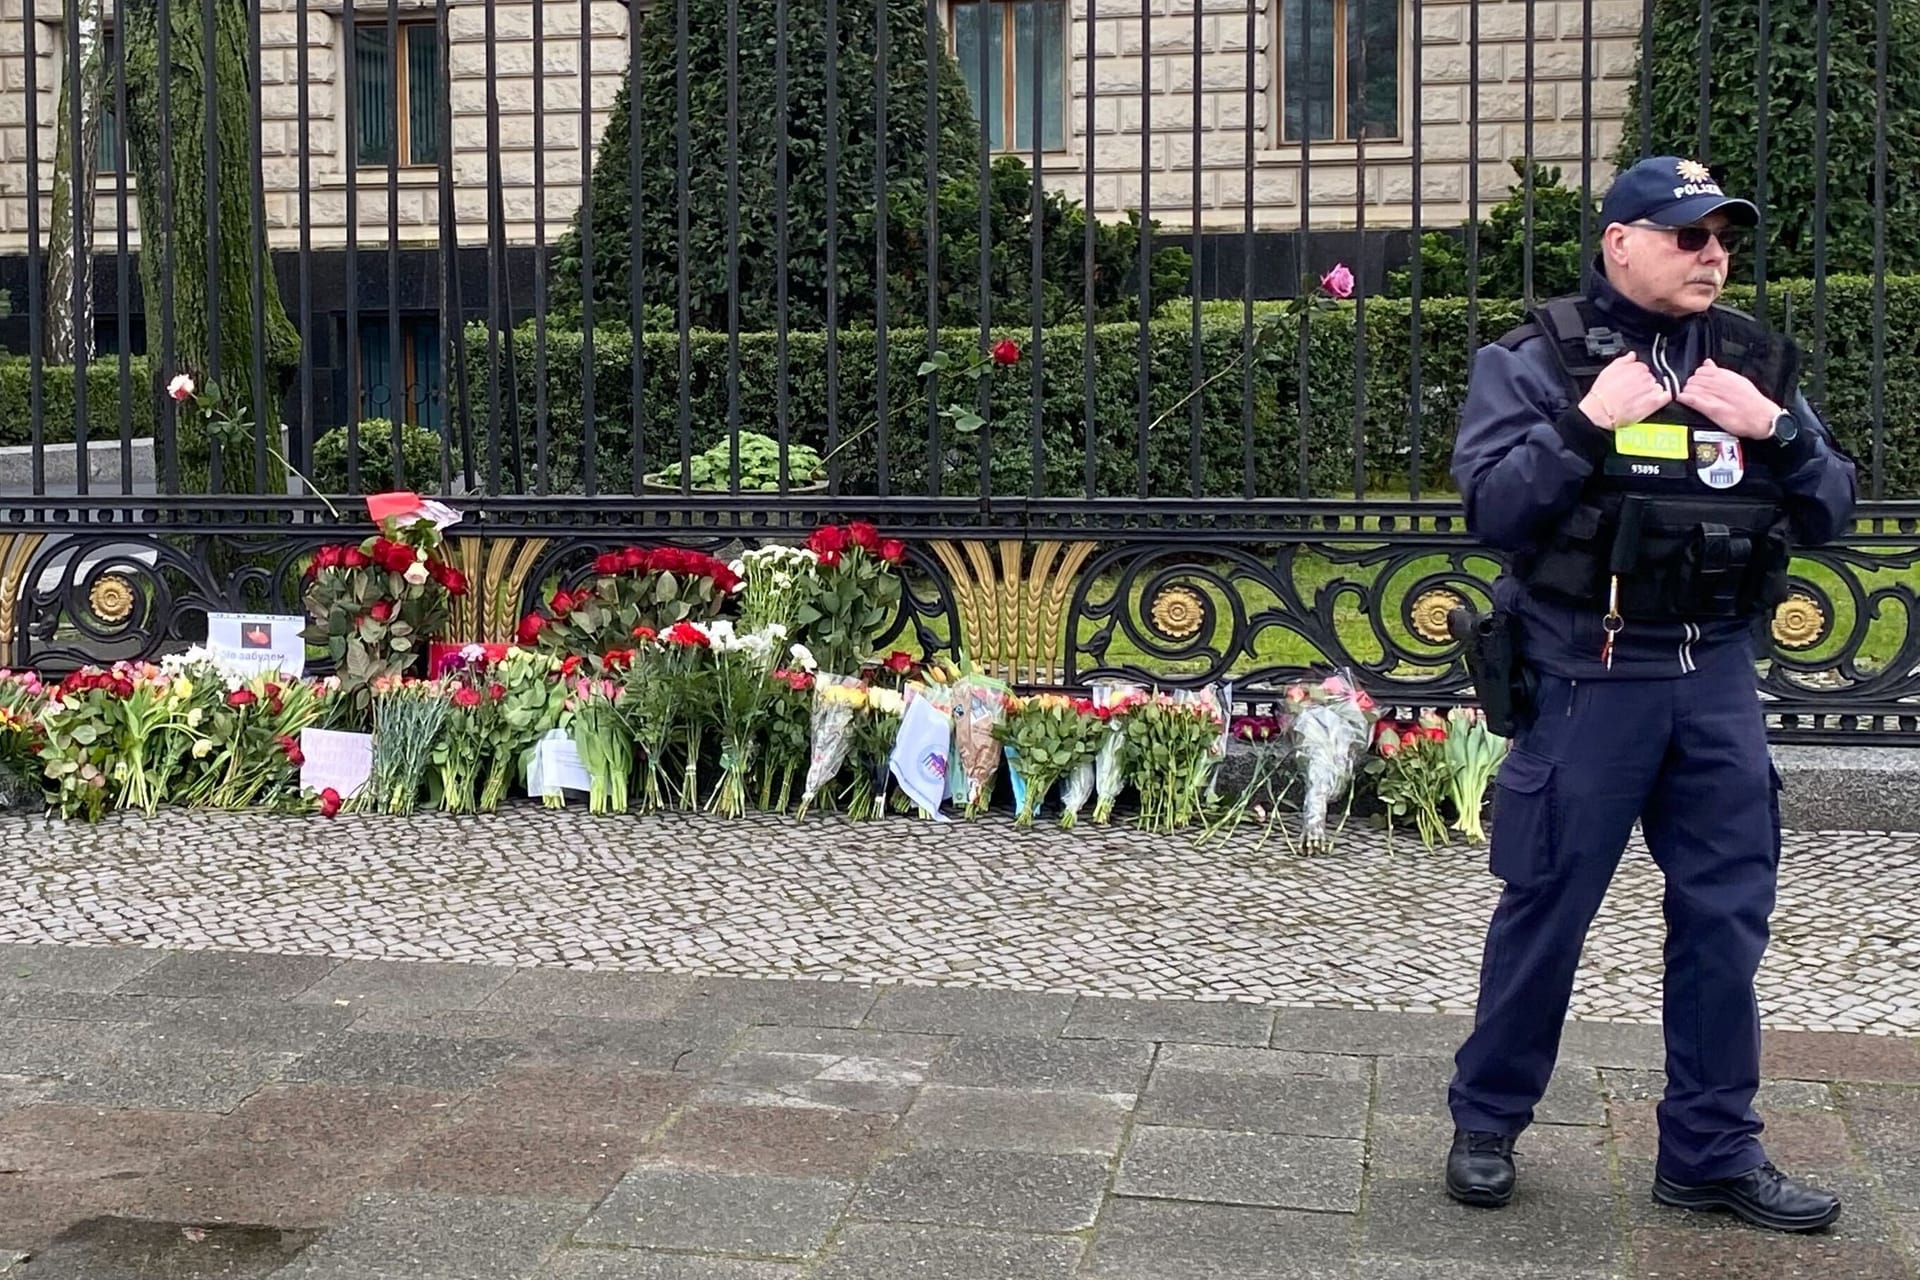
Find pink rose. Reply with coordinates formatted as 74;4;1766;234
1320;263;1355;299
167;373;196;401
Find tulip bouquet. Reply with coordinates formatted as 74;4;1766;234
562;667;634;815
1283;671;1378;852
994;694;1106;826
0;670;47;808
1120;693;1227;833
1367;712;1453;849
1088;681;1146;825
1443;706;1508;843
844;684;906;821
796;673;865;819
361;677;450;815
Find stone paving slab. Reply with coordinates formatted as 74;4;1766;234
2;808;1913;1035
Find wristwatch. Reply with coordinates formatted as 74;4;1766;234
1768;409;1801;444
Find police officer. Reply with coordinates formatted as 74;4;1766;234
1443;156;1857;1231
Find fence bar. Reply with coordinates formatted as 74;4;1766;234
1295;6;1312;501
63;0;87;498
248;0;268;491
1081;0;1096;499
579;0;598;499
825;0;843;494
777;0;792;495
1032;0;1049;500
385;0;403;484
113;0;131;493
1464;0;1479;359
630;0;646;493
1188;0;1203;499
24;0;43;498
1754;0;1769;317
974;0;990;501
923;0;940;495
1579;0;1593;289
872;0;888;498
533;0;551;494
675;0;693;491
1351;8;1368;499
1638;0;1653;158
480;0;505;493
1134;0;1152;500
295;0;314;487
201;0;221;490
158;0;177;494
1407;0;1423;499
1239;0;1255;499
1870;0;1888;500
433;0;466;492
1696;0;1711;161
1811;0;1828;404
344;0;363;491
1521;0;1535;304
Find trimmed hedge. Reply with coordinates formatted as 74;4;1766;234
0;356;159;449
458;274;1917;499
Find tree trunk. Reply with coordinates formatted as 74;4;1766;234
45;0;106;364
120;0;300;493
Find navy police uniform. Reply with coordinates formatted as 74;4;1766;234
1445;161;1857;1197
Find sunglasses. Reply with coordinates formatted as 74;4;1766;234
1633;222;1747;254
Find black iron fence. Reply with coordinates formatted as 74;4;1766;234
0;0;1915;742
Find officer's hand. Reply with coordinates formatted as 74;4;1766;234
1677;360;1781;440
1578;353;1672;430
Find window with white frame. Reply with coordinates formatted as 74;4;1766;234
945;0;1068;152
1275;0;1401;145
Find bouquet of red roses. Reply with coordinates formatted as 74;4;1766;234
791;522;906;676
1367;712;1452;850
303;516;469;700
517;545;739;657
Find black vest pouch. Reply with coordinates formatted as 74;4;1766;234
1610;497;1784;620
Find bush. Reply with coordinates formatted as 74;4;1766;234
1619;0;1920;278
0;356;159;448
1386;162;1591;302
460;274;1919;500
309;420;448;494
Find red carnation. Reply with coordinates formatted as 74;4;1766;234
560;655;583;678
488;683;506;702
883;651;914;674
369;600;394;623
992;339;1021;366
603;649;635;672
662;621;712;649
848;522;882;554
878;539;906;564
318;787;342;818
227;689;257;708
632;625;657;642
452;685;482;709
808;525;849;555
516;612;546;645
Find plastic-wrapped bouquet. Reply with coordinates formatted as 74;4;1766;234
796;673;865;819
1283;671;1378;852
845;685;905;820
1088;680;1145;825
994;694;1106;826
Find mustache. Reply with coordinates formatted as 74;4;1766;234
1689;272;1725;286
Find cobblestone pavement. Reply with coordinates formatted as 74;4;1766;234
0;809;1914;1035
0;948;1916;1279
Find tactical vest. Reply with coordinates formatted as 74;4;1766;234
1499;296;1800;623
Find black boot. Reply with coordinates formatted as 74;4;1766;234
1445;1129;1517;1208
1652;1161;1842;1232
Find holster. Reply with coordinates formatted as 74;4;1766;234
1449;606;1537;739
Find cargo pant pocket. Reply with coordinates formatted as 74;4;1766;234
1488;748;1559;888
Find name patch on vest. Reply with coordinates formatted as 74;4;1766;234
1615;421;1690;460
1693;430;1746;489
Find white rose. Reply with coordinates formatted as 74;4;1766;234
788;642;817;673
403;561;431;586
